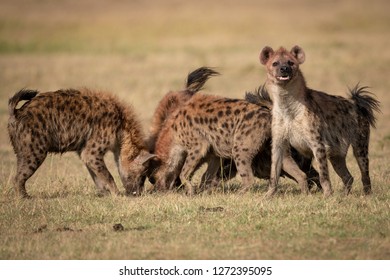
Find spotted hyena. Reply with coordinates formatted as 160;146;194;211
150;86;321;195
260;45;380;197
222;88;321;191
151;92;271;195
8;88;155;198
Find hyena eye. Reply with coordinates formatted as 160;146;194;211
288;60;294;66
272;61;279;67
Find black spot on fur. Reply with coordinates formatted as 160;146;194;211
244;111;255;120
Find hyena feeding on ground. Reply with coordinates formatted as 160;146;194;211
151;92;272;195
8;88;155;198
146;67;221;188
260;45;380;197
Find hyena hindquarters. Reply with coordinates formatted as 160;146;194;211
8;88;155;198
153;93;272;195
146;67;220;153
260;45;380;197
308;85;380;195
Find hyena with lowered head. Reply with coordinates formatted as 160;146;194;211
260;45;380;197
146;67;220;153
151;92;271;195
8;88;155;198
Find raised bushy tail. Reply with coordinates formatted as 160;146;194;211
146;67;219;153
186;67;220;94
8;89;39;119
245;85;273;109
349;84;381;128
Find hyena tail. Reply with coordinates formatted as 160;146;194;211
8;89;39;119
185;67;220;94
349;84;381;128
245;84;273;109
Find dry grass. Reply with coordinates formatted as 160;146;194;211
0;0;390;260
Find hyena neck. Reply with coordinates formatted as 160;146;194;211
154;121;174;163
119;121;147;163
267;71;307;115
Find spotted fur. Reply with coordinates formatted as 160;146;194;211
8;88;155;198
151;92;272;195
260;45;380;197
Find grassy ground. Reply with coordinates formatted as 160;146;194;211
0;0;389;259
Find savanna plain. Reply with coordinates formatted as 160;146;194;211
0;0;389;260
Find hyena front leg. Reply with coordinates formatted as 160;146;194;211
154;146;186;192
79;146;120;196
267;137;287;197
233;148;256;194
179;143;209;196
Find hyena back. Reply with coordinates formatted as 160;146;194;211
260;45;380;197
8;88;155;198
147;67;219;153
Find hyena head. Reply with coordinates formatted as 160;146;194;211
260;45;305;86
146;158;180;192
152;164;179;191
121;149;157;196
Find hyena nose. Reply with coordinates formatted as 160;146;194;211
280;66;290;74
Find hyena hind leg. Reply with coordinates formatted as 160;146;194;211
352;143;372;195
329;155;354;195
199;153;221;194
14;152;47;198
281;154;309;195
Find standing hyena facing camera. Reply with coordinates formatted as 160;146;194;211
8;88;155;198
260;45;380;197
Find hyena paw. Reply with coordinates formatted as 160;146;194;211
265;187;277;198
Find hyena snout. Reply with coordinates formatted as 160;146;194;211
122;154;156;196
279;65;292;78
124;174;147;196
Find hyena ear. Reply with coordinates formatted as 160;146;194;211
260;46;274;65
290;45;305;64
134;150;158;166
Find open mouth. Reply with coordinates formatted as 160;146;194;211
277;75;290;81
